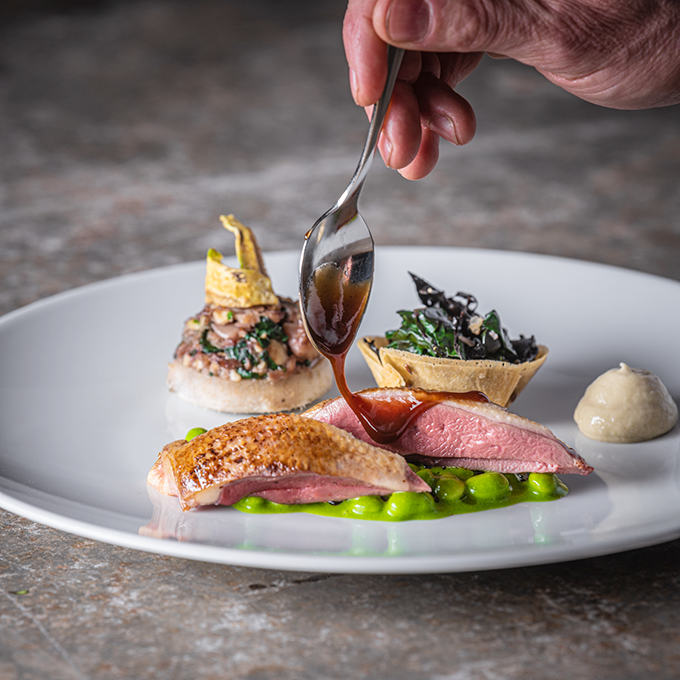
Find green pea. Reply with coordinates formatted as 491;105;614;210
408;463;421;472
416;469;436;489
528;473;558;496
346;495;385;517
186;427;207;441
443;467;475;481
429;466;445;476
385;492;436;520
466;472;510;501
434;477;466;503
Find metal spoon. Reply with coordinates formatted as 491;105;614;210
299;45;404;358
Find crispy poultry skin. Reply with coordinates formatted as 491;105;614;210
148;413;429;510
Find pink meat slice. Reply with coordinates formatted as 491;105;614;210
304;388;593;475
214;474;412;506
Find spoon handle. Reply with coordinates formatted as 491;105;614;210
337;45;405;206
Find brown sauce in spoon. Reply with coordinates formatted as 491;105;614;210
303;260;487;444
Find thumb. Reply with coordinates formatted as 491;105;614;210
373;0;533;55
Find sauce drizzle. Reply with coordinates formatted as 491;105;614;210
303;260;487;444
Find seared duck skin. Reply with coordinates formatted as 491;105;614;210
147;413;429;510
304;388;593;476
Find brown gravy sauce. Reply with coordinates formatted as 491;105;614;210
304;260;487;444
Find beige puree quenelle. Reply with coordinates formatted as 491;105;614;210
574;363;678;443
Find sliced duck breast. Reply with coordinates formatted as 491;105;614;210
304;388;593;476
147;412;430;510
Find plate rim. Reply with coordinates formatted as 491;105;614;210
2;482;679;574
2;246;678;327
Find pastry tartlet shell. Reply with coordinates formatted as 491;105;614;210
359;336;548;407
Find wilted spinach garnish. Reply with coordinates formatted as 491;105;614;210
245;317;288;347
199;329;223;354
385;273;538;364
199;316;289;379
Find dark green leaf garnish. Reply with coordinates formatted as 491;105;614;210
225;340;265;378
199;329;224;354
235;366;265;380
199;317;289;379
385;273;538;364
245;317;288;347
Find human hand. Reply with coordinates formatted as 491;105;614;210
343;0;680;179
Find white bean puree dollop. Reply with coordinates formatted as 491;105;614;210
574;363;678;443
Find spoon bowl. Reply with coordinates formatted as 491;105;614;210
299;46;404;359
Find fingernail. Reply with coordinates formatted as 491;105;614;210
428;114;459;144
379;133;393;167
350;68;360;104
386;0;431;43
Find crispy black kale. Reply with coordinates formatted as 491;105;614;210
385;273;538;364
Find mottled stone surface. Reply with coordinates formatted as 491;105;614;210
1;1;679;678
2;514;680;680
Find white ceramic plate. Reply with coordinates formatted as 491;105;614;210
0;247;678;574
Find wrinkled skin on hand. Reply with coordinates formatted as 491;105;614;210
343;0;680;179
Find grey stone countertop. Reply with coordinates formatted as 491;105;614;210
1;1;679;678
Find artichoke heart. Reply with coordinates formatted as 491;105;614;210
204;214;279;308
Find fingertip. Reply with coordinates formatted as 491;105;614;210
379;80;422;169
378;132;394;168
343;0;390;107
414;73;477;146
398;127;440;180
440;97;476;146
427;114;459;145
383;0;432;44
349;67;361;105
